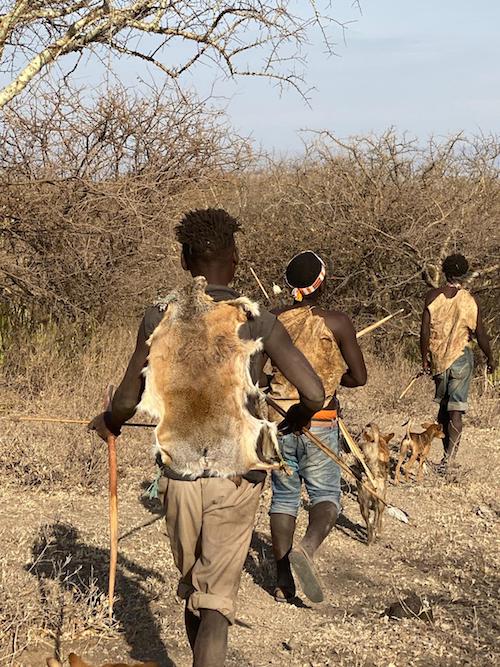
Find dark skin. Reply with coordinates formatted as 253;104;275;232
420;281;496;464
89;241;324;665
270;287;367;599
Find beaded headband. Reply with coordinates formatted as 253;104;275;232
285;251;326;302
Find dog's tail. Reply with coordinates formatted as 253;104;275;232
400;418;412;440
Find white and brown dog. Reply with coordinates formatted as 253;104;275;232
356;424;394;545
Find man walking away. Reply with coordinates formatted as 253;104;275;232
420;253;496;471
267;250;367;604
89;210;324;667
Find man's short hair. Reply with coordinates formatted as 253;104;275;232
175;208;241;260
442;254;469;280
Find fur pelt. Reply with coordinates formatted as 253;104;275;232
138;276;280;478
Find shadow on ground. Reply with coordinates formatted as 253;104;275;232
335;512;366;543
26;522;175;666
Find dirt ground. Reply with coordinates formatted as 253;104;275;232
1;400;499;667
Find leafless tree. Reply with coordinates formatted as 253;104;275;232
0;0;347;109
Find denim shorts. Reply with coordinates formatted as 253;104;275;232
270;421;341;517
434;346;474;412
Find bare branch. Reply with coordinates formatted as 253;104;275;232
0;1;347;109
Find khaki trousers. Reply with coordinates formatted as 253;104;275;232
163;476;263;624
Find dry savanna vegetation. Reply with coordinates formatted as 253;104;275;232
0;84;499;666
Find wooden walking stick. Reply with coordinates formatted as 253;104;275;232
398;370;425;400
104;385;118;621
266;396;409;523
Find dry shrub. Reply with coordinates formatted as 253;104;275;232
0;82;252;333
1;91;498;358
232;132;499;351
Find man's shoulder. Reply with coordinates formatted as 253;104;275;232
143;304;164;339
321;308;352;328
317;308;354;342
424;287;443;307
248;302;277;341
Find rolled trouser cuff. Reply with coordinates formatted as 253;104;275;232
309;494;341;512
188;591;236;625
447;400;468;412
269;505;300;517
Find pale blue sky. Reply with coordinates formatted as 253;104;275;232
45;1;500;151
212;0;500;151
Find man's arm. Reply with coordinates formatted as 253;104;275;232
88;317;149;440
474;299;496;373
420;307;431;373
420;290;436;373
325;312;367;388
264;319;325;428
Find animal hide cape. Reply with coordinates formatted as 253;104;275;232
138;276;280;478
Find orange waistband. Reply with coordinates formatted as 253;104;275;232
311;409;337;421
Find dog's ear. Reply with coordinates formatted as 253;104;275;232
69;655;90;667
46;659;62;667
382;432;395;444
362;426;374;442
421;422;434;430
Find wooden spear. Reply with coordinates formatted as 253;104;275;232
356;308;405;339
266;396;409;523
249;266;271;302
0;415;155;428
338;417;376;487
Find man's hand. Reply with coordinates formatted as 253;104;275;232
278;403;313;436
87;412;118;442
487;357;497;374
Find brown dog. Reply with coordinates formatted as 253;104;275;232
47;654;159;667
394;421;445;484
356;424;394;545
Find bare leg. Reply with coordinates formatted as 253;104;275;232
287;502;338;602
270;513;296;598
193;609;229;667
438;403;450;460
185;606;200;651
300;501;338;558
446;410;463;462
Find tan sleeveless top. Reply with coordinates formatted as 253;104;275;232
428;289;478;374
268;307;346;420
